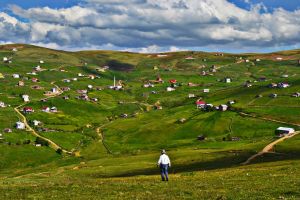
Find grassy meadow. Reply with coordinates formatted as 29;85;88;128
0;44;299;199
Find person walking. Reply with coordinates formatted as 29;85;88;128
157;149;171;181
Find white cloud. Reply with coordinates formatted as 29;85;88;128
0;0;299;52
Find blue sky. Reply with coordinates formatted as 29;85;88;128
0;0;300;53
1;0;298;12
0;0;79;9
229;0;300;11
0;0;299;11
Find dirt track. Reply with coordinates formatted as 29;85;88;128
242;131;299;165
14;82;73;155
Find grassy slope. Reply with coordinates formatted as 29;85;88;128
0;160;299;199
0;44;299;198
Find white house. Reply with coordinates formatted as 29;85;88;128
16;122;25;129
34;65;42;71
228;100;235;105
50;107;58;113
244;83;252;88
278;83;290;88
203;89;210;93
3;57;8;62
275;127;295;137
188;94;195;98
87;85;93;89
32;120;41;126
0;102;6;108
219;104;228;111
225;78;232;83
39;60;44;64
42;107;50;112
51;88;57;93
166;87;176;92
22;95;30;102
91;98;98;102
89;75;95;80
63;79;71;83
27;72;37;75
143;83;154;88
12;74;20;79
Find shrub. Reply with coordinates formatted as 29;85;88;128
23;140;31;145
56;148;63;155
35;137;49;146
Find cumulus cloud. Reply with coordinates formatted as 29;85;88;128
0;0;299;52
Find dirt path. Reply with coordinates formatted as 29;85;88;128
238;112;300;127
14;82;73;155
242;131;299;165
96;121;113;154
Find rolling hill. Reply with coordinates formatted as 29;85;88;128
0;44;299;199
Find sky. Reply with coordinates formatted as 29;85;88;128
0;0;300;53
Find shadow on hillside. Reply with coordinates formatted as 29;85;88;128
245;151;300;165
91;151;300;178
106;60;134;71
101;153;252;178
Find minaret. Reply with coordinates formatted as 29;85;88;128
114;76;116;87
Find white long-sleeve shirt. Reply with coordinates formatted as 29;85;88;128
158;154;171;166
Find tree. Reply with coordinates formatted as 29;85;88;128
56;148;63;155
35;137;49;146
23;140;31;145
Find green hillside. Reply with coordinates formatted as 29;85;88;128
0;44;299;199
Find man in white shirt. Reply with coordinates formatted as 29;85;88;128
157;149;171;181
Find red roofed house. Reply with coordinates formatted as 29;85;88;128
32;78;39;83
196;100;206;109
169;79;177;84
23;107;34;113
42;106;50;112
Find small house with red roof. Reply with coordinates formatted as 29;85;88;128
42;107;50;112
31;78;39;83
169;79;177;84
23;107;34;114
196;100;206;109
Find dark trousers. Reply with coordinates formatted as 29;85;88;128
160;164;169;181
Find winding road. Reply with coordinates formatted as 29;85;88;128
242;131;299;165
14;82;73;155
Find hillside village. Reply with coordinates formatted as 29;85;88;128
1;0;300;198
0;44;299;174
0;44;299;200
1;46;300;144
